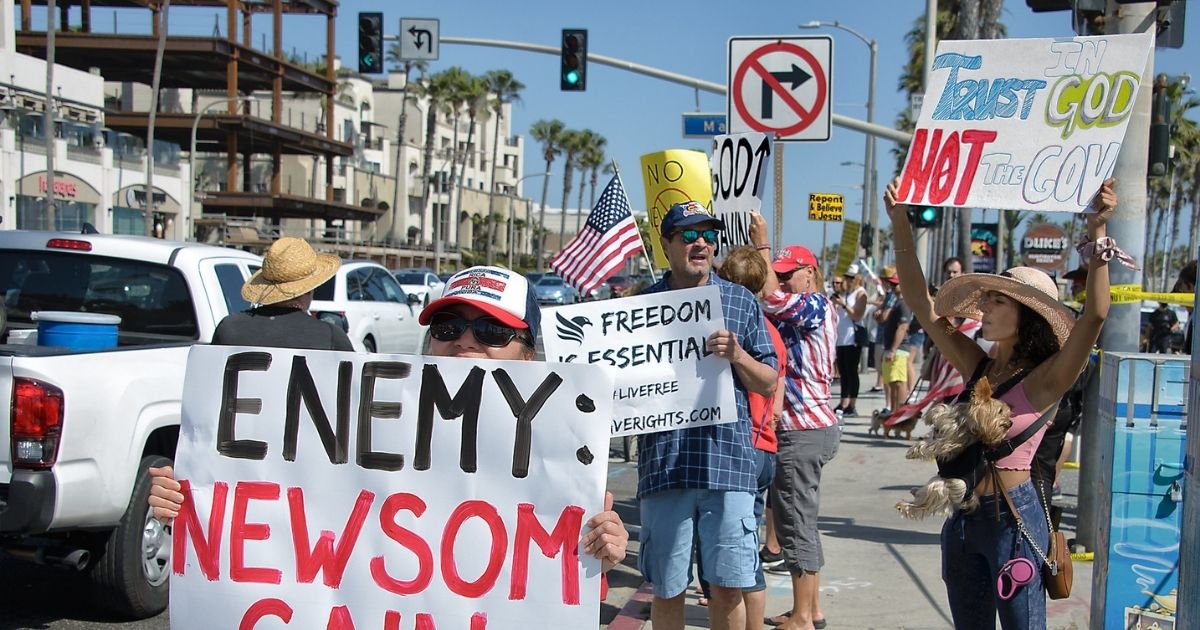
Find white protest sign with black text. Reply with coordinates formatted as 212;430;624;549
170;346;613;630
542;286;736;438
710;132;771;253
897;32;1153;213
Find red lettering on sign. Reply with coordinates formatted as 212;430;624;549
371;492;434;595
509;503;585;605
327;605;355;630
899;128;999;207
441;500;507;598
230;481;282;584
238;598;293;629
172;480;228;581
289;488;374;588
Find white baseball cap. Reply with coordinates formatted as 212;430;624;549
418;266;541;339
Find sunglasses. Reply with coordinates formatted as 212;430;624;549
429;313;531;348
678;228;719;245
996;556;1037;601
776;269;799;282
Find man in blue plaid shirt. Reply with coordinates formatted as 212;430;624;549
637;201;778;630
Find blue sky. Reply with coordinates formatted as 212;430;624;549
57;1;1200;255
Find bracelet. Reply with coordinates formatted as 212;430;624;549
755;244;771;251
1077;236;1140;270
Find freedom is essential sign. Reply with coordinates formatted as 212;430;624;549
542;286;737;438
897;33;1152;213
170;346;614;629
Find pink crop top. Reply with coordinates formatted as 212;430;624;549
993;381;1049;470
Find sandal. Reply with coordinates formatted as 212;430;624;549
765;610;826;629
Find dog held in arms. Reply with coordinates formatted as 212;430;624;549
896;379;1013;519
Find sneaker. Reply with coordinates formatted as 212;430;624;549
842;406;858;417
759;548;784;569
869;386;883;393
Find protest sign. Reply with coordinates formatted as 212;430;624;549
710;132;772;253
170;346;613;629
542;285;736;438
834;219;861;277
897;32;1153;213
640;149;713;268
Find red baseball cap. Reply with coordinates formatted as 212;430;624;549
771;245;818;274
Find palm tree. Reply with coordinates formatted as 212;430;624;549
557;129;585;251
529;119;565;271
384;45;428;245
591;158;615;208
483;70;525;265
435;67;472;252
412;69;455;252
453;74;488;250
574;130;605;232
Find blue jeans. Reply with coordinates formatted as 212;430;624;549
697;448;776;597
941;480;1049;629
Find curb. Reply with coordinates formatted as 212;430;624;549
608;581;654;630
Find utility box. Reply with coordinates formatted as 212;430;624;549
1093;352;1189;630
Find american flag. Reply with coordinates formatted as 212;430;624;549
551;174;644;297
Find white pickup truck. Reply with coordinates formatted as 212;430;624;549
0;231;263;619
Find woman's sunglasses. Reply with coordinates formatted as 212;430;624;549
429;313;532;348
678;228;719;245
996;556;1037;601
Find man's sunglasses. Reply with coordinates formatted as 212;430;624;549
776;269;797;282
677;228;719;245
429;313;532;348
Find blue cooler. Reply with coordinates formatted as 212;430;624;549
32;311;121;350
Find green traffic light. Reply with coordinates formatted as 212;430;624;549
921;207;938;222
564;70;580;85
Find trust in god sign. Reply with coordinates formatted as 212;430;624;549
897;33;1152;213
170;346;614;629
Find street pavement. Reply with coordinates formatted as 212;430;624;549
600;371;1094;630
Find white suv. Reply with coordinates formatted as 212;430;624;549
309;261;424;354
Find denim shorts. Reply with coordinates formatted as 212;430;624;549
697;448;776;596
639;488;758;598
941;480;1049;629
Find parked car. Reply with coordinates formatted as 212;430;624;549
533;274;580;305
312;261;424;354
392;269;445;306
584;282;613;301
0;231;262;618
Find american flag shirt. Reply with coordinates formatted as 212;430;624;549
762;289;839;431
635;272;778;497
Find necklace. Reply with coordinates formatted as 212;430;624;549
987;361;1025;385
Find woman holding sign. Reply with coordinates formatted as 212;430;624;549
885;178;1117;628
150;266;629;590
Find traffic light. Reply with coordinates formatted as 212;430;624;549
909;206;941;228
560;29;588;91
358;12;383;74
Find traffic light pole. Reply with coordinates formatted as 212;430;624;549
1076;0;1156;552
438;36;913;145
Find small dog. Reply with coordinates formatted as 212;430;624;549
883;413;919;440
868;409;885;436
896;379;1013;519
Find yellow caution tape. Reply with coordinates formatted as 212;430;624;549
1070;551;1094;562
1063;461;1080;470
1074;284;1194;306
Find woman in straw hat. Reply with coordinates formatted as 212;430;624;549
211;237;353;351
885;177;1118;628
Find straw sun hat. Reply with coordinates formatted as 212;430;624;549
934;266;1075;346
241;237;340;306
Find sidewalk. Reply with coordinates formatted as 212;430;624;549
609;375;1093;629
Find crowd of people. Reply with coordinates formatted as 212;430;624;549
144;176;1191;629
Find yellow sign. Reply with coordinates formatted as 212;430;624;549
808;193;844;222
640;150;714;268
835;220;860;277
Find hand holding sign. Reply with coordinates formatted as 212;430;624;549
706;328;743;361
1087;177;1117;224
583;491;629;572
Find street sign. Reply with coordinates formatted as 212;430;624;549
727;36;832;142
682;112;727;138
399;18;439;61
808;193;844;222
910;94;924;120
